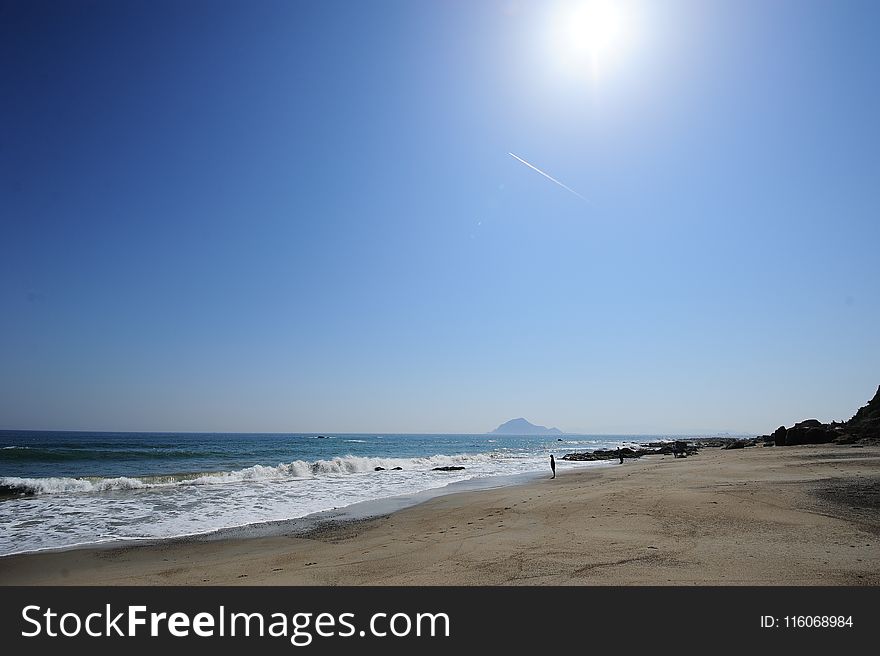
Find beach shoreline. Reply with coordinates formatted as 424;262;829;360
1;444;877;585
0;466;570;559
0;431;631;555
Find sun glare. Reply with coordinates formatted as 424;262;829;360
550;1;633;80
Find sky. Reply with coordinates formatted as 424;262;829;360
1;0;878;434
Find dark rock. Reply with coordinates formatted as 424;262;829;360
561;451;610;461
806;427;837;444
374;467;386;471
844;385;880;443
391;466;403;470
0;484;33;498
762;385;880;447
772;425;787;447
725;438;762;448
783;426;836;446
690;439;735;448
565;446;657;461
565;439;712;462
670;440;701;457
561;436;767;462
432;466;465;471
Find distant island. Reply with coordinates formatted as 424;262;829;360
490;418;563;435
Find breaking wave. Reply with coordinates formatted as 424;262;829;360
0;453;494;497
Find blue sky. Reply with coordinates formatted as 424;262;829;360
1;0;878;434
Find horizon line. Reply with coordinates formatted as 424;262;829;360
0;427;759;437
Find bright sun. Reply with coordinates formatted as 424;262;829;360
551;1;633;79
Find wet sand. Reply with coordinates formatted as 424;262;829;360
1;444;877;585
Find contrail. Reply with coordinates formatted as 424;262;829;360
508;152;586;201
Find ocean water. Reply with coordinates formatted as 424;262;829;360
0;431;656;556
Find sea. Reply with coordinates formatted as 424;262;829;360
0;430;665;557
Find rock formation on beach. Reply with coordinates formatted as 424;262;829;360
562;446;652;461
760;385;880;446
847;385;880;439
561;439;740;462
560;440;708;462
490;418;563;435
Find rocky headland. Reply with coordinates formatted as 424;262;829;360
760;385;880;447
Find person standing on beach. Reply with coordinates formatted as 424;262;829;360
617;447;623;464
550;454;556;479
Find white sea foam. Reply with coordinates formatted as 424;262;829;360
0;475;149;495
0;449;606;556
0;453;497;497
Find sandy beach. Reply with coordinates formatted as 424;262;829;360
1;444;877;585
